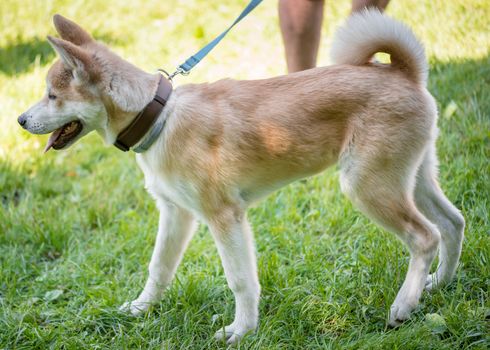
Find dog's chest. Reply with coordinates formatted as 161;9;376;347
135;154;203;216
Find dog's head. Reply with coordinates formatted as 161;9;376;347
18;15;157;152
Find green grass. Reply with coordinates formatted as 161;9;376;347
1;0;489;349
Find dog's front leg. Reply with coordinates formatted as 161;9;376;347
208;210;260;344
121;199;196;315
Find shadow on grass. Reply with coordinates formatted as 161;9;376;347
429;54;490;109
0;37;54;76
0;33;124;76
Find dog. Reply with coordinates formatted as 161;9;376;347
18;9;464;344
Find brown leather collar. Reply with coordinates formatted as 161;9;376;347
114;75;173;152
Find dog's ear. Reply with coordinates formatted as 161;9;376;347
108;74;155;113
47;36;97;82
53;14;93;46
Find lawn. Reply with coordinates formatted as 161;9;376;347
0;0;489;349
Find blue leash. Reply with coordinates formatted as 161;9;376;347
168;0;263;79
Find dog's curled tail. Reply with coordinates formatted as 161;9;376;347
331;9;428;86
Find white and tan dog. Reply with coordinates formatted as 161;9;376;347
19;10;464;343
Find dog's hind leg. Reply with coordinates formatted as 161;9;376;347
121;198;197;315
414;145;465;290
207;208;260;344
340;152;440;326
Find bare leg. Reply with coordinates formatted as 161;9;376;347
208;210;260;344
278;0;390;73
121;199;197;315
352;0;390;13
279;0;324;72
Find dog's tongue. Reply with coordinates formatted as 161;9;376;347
44;127;63;153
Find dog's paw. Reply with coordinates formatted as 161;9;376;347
425;274;438;291
214;322;255;345
119;300;151;316
389;303;413;327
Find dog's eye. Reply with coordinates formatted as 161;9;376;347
48;93;57;100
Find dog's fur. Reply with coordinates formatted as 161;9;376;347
19;10;464;343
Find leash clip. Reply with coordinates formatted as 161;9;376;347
158;67;189;82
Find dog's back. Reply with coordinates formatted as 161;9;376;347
160;10;435;202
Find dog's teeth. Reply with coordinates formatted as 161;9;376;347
63;122;77;135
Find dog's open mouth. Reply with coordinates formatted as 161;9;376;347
44;120;83;152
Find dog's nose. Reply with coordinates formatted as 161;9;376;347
18;114;28;127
